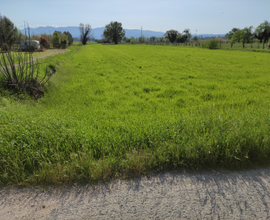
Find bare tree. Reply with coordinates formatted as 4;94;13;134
79;23;93;45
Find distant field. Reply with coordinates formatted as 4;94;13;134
145;41;270;52
1;44;270;185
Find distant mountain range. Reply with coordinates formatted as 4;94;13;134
25;26;225;39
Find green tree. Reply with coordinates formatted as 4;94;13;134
231;27;253;48
150;36;156;42
130;39;136;44
254;21;270;49
60;33;69;48
79;23;92;45
176;34;188;43
183;29;192;41
103;21;125;44
225;28;240;40
63;31;73;45
230;30;242;45
164;30;179;43
192;36;198;41
138;36;146;43
241;26;253;48
158;37;165;42
52;31;61;48
0;15;20;50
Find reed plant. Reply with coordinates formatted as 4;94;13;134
0;25;54;99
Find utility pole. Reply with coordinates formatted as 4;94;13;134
141;26;143;39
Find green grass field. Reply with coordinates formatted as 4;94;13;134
1;44;270;185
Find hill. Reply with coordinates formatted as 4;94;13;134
25;26;224;39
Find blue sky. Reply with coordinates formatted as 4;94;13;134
1;0;269;34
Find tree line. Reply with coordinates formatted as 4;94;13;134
79;22;194;45
225;21;270;49
79;20;270;50
0;14;73;50
1;14;269;50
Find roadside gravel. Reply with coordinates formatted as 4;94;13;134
1;168;270;219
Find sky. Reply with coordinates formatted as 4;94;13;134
1;0;269;34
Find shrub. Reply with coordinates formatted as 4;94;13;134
130;39;136;44
0;48;54;99
125;38;131;43
201;39;220;49
40;36;50;49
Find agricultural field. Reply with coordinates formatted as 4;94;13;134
1;44;270;185
145;41;270;52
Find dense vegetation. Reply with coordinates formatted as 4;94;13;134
0;44;270;185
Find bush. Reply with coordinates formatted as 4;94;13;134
130;39;136;44
125;38;131;43
0;49;54;99
40;36;50;49
201;39;220;49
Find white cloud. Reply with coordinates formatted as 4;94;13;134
18;24;70;29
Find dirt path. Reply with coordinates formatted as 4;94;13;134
32;49;68;61
0;49;68;71
1;168;270;219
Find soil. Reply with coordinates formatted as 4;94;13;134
1;168;270;219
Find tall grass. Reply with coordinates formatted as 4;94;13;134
0;44;270;185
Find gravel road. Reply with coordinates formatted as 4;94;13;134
1;168;270;219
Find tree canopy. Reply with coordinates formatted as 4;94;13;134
103;21;125;44
183;29;192;41
176;34;188;43
225;28;240;39
0;15;20;50
60;33;69;46
254;21;270;49
192;36;199;41
164;30;179;43
52;31;61;48
39;36;50;48
63;31;73;46
230;26;254;48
